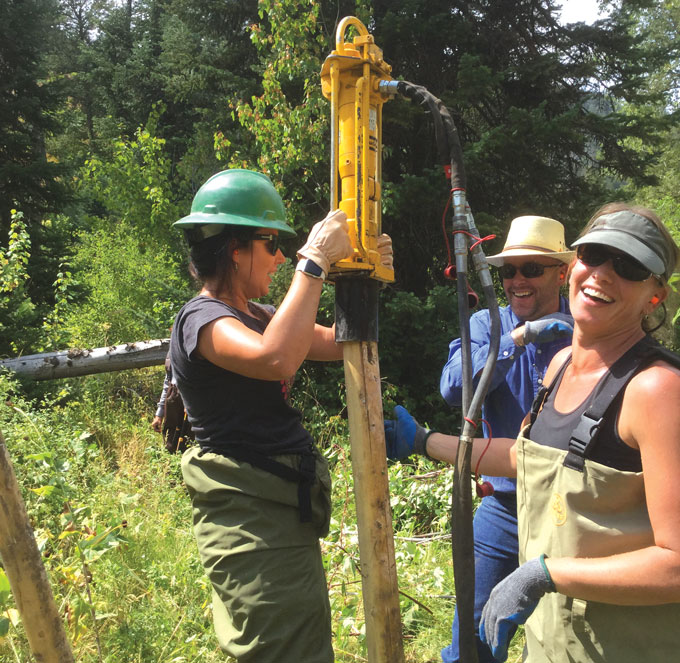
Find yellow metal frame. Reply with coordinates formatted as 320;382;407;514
320;17;394;283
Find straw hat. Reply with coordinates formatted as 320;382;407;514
486;216;576;267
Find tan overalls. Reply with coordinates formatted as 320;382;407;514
515;430;680;662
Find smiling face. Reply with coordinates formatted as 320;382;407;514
233;229;286;301
501;256;567;322
569;247;667;336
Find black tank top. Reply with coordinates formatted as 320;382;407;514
529;358;642;472
170;295;314;455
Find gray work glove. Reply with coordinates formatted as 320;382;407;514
522;312;574;345
480;555;556;662
296;209;353;275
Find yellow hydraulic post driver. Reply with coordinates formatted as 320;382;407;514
320;17;404;663
321;15;394;284
321;16;502;663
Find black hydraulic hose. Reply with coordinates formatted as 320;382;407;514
451;204;477;662
380;79;502;663
454;209;501;663
435;100;467;191
378;80;466;189
388;81;449;168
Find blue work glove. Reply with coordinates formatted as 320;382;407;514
383;405;432;460
480;555;556;662
522;312;574;345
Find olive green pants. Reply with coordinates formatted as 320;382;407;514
182;446;333;663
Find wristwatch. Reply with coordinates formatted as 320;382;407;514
296;258;326;280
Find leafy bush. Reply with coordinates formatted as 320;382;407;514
380;285;463;432
60;222;192;347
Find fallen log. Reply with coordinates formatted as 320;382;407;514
0;339;169;381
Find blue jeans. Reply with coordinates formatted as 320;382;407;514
441;493;519;663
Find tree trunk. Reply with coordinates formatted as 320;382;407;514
0;339;169;381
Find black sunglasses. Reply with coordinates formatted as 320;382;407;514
576;244;652;282
498;262;560;279
252;233;281;256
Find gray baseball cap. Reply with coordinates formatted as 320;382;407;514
571;211;676;281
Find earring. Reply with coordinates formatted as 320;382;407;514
234;262;239;272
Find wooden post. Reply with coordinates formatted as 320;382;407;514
0;430;75;662
336;278;405;663
343;341;405;662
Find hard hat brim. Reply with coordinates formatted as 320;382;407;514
173;213;297;238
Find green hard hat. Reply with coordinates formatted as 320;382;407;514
174;169;296;239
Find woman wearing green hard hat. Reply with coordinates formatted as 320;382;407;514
170;169;392;662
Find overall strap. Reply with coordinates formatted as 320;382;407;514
528;353;573;428
563;336;659;472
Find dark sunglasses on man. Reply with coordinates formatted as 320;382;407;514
253;233;281;256
497;262;560;280
576;244;654;282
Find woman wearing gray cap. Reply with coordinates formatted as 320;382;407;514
385;202;680;662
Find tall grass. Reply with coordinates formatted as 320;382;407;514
0;369;524;662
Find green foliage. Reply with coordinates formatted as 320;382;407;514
61;221;191;347
380;285;462;431
0;369;224;661
228;0;332;227
0;568;14;639
80;108;181;240
41;261;79;351
58;109;194;347
0;209;58;356
0;209;31;294
0;0;68;236
0;208;38;354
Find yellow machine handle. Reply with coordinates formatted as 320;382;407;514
320;17;395;283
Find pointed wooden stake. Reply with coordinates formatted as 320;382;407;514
0;430;74;662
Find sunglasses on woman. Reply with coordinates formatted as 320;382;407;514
497;262;560;279
576;244;653;282
252;233;281;256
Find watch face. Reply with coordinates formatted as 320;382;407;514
306;260;323;276
298;259;324;278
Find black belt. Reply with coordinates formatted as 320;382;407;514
200;445;317;523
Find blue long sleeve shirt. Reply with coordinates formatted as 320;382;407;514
440;297;571;496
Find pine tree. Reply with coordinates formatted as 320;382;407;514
0;0;68;237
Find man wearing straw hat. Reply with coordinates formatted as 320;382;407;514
440;216;575;663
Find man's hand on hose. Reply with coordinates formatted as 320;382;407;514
519;312;574;346
383;405;432;460
480;555;556;662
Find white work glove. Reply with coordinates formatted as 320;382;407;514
377;233;393;269
296;210;353;275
